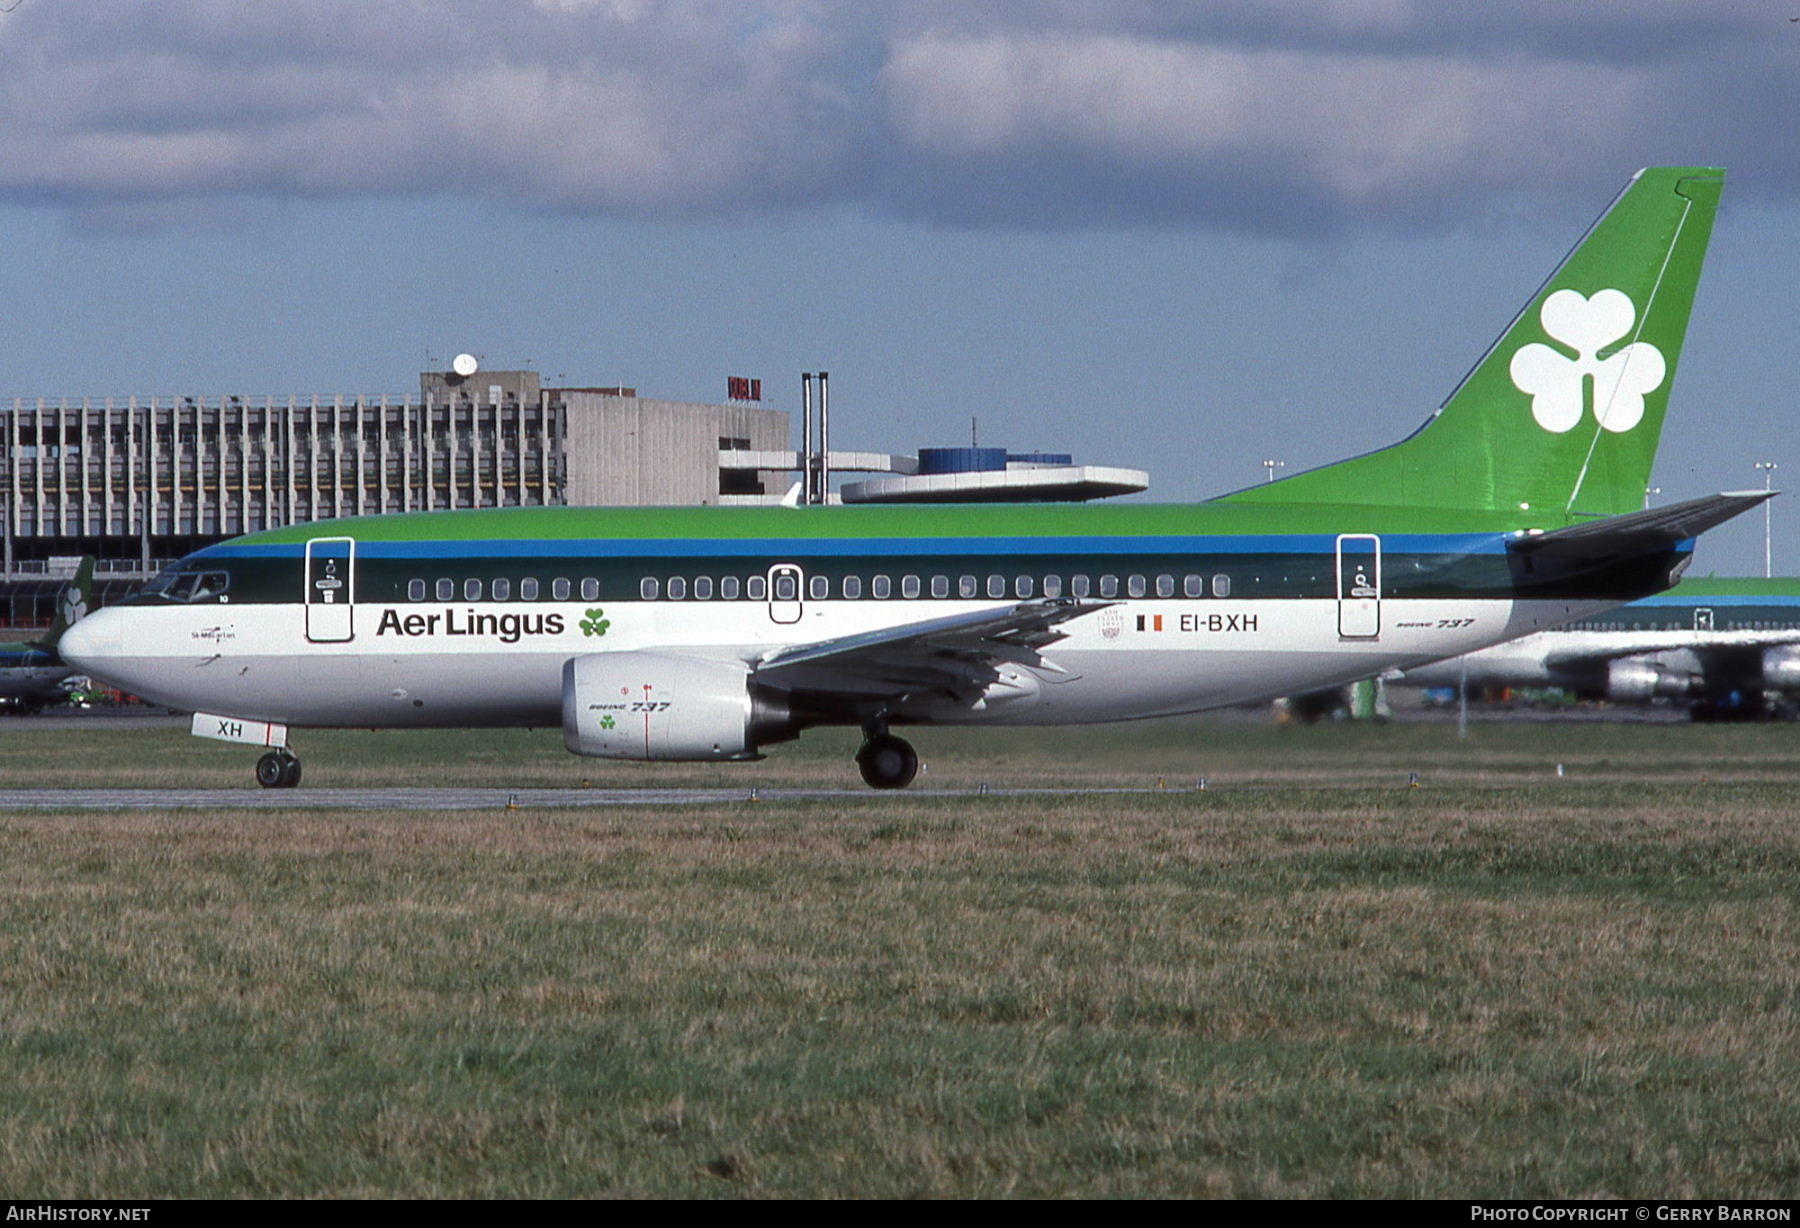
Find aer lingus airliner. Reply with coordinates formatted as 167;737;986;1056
61;167;1763;788
1391;576;1800;719
0;557;94;713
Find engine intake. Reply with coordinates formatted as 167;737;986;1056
1605;658;1692;703
562;652;791;761
1761;646;1800;691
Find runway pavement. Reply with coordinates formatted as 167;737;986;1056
0;784;1194;811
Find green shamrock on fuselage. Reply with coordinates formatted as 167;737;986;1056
580;608;611;637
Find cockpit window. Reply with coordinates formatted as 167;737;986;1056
190;572;230;601
140;566;231;603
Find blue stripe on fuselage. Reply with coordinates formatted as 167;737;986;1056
0;648;54;668
1634;594;1800;608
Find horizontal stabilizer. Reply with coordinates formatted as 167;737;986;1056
1512;491;1773;558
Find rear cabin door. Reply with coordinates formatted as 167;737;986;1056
768;564;804;624
305;536;356;643
1336;534;1382;640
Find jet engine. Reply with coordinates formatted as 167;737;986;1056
1760;646;1800;692
562;652;792;760
1605;658;1692;703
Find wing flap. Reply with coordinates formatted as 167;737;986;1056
755;599;1108;700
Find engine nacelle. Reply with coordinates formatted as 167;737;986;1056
1761;646;1800;691
1605;658;1691;703
562;652;790;761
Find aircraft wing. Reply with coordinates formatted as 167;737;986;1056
1539;627;1800;669
753;599;1109;701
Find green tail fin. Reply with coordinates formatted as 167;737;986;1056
41;556;95;646
1218;167;1724;520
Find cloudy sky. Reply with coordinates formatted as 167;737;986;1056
1;1;1793;570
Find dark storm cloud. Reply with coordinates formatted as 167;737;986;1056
0;0;1786;234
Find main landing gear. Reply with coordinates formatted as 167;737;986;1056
255;750;302;789
856;732;919;790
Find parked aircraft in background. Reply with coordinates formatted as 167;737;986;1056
0;557;95;713
60;168;1760;787
1391;576;1800;719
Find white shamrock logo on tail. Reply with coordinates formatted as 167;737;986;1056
1509;288;1665;434
58;586;87;627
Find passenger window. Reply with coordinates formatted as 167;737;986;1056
902;575;921;599
641;577;659;600
873;575;892;599
521;578;539;600
436;578;454;601
581;578;599;601
1128;576;1146;598
1071;575;1091;598
843;575;861;599
465;578;482;601
1100;575;1119;598
1184;575;1203;598
1213;574;1231;598
987;575;1006;599
493;578;511;601
668;576;687;600
694;576;714;600
1043;576;1062;598
774;573;797;601
748;575;767;600
1156;575;1173;598
552;578;570;601
721;576;740;600
931;576;949;599
1015;575;1033;598
810;575;830;600
408;579;426;602
959;575;977;599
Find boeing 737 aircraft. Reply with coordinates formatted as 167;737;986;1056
61;168;1762;788
1391;576;1800;719
0;558;95;713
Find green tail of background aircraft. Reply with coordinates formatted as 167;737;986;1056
0;557;96;713
60;168;1766;788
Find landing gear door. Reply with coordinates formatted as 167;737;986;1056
305;536;355;643
1336;534;1381;640
768;564;803;625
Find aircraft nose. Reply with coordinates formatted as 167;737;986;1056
57;607;125;672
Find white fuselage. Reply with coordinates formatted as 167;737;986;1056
64;593;1607;729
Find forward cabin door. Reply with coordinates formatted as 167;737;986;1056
304;536;356;643
767;563;804;625
1336;534;1382;640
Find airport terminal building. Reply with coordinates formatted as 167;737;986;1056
1;365;1148;630
0;369;788;626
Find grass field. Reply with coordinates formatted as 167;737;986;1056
0;716;1796;1197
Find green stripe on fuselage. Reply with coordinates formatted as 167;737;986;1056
229;499;1568;547
1663;576;1800;601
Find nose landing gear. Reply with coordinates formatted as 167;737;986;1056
255;750;302;789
